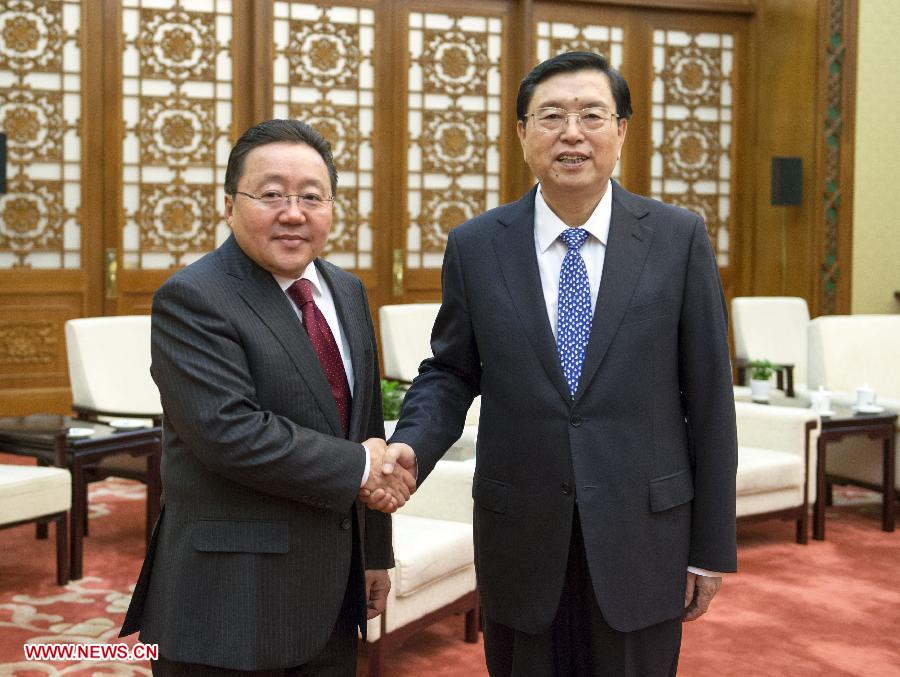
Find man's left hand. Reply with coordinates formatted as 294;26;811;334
683;572;722;622
365;569;391;619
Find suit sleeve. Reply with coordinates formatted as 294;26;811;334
389;229;481;481
678;217;738;573
357;279;394;570
151;274;366;513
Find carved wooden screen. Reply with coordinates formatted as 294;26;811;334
650;28;734;274
120;0;233;271
405;9;504;277
272;2;376;275
0;0;86;412
0;0;82;269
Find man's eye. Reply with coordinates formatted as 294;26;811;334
260;191;284;200
301;193;324;204
540;111;563;121
582;112;604;121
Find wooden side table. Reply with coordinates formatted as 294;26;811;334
814;408;898;540
0;414;161;579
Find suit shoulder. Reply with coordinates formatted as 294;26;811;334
451;196;525;242
155;248;222;297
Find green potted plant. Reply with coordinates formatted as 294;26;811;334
748;359;775;402
381;378;405;422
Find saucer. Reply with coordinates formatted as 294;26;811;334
108;418;151;430
853;404;885;414
66;427;96;439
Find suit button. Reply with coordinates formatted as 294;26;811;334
340;518;352;530
561;483;573;495
570;415;582;427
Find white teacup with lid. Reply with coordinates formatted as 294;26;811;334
809;386;832;415
856;384;877;409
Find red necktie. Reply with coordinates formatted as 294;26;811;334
287;278;351;437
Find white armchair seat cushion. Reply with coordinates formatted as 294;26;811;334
0;465;71;524
736;446;804;495
390;514;474;598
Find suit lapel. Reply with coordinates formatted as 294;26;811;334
576;183;653;401
222;236;344;437
316;260;370;441
493;187;572;406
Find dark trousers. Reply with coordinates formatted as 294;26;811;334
151;578;358;677
483;512;682;677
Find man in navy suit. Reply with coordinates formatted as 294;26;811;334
121;120;414;675
387;52;738;676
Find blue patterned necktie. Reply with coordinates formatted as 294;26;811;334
557;228;592;397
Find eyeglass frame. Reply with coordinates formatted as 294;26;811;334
523;106;622;134
233;190;336;211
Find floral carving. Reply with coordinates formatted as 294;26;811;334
420;189;483;251
660;119;720;183
160;26;196;63
0;88;64;162
659;43;724;108
288;19;360;89
136;8;216;80
420;109;486;174
0;321;57;365
138;96;216;165
138;182;216;264
0;179;64;266
2;14;38;52
422;28;489;96
0;0;62;72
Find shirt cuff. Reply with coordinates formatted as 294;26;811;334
359;443;371;487
688;566;726;577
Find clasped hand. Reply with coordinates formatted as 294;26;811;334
359;439;417;513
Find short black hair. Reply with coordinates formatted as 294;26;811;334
224;119;338;196
516;51;633;123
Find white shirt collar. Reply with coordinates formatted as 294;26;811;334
534;180;613;253
273;261;322;295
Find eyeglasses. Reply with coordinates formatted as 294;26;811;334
234;190;335;211
525;107;621;134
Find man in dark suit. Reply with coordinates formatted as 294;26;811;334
386;52;738;676
121;119;414;675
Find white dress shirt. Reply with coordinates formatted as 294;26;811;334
531;182;721;579
275;264;370;487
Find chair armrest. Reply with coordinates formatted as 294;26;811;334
735;402;819;457
397;459;474;524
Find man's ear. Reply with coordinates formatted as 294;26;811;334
516;119;527;159
224;194;234;227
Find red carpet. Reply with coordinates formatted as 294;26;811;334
2;458;898;675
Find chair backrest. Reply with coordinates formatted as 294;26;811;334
378;303;440;382
65;315;161;417
807;315;900;397
732;296;811;384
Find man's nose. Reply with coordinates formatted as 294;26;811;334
559;114;584;141
279;199;307;221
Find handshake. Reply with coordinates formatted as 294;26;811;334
359;439;418;513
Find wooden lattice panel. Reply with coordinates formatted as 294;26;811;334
406;11;503;270
120;0;233;270
0;0;82;269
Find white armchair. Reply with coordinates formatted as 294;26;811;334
807;315;900;495
0;459;71;585
735;402;819;543
363;459;478;677
732;296;811;396
379;303;479;460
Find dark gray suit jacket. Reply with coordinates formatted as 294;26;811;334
121;235;391;670
391;182;737;635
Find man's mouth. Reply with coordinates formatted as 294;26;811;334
557;154;588;165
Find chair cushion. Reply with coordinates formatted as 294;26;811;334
0;465;71;524
390;514;473;597
736;447;804;495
